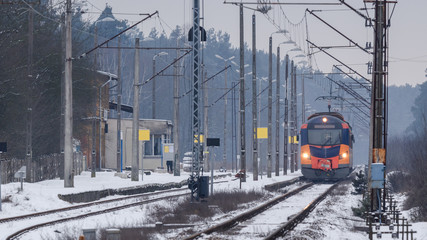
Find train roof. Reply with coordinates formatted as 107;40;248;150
307;112;344;121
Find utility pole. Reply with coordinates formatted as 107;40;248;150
301;72;306;122
60;18;65;180
26;8;34;183
267;36;272;178
290;61;295;173
131;38;140;181
99;80;111;170
173;40;180;176
365;2;390;238
190;0;202;201
152;56;156;119
231;82;236;173
293;64;298;171
91;27;97;178
252;14;258;181
215;54;234;171
64;0;74;187
283;54;289;175
203;70;209;171
91;119;96;178
368;0;389;213
223;62;228;170
275;46;280;176
239;3;246;182
117;36;122;173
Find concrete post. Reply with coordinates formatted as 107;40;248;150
267;36;272;178
131;38;140;181
252;14;258;181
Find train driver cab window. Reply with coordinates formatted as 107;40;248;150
308;129;341;146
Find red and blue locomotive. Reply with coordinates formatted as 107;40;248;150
300;112;353;180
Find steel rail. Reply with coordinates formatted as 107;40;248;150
264;176;305;191
1;178;231;224
6;192;189;240
184;182;314;240
264;181;340;239
0;187;188;224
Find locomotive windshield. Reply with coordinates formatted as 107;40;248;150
308;129;342;146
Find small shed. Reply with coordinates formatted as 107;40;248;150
105;118;173;171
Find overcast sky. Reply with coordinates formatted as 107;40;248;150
82;0;427;87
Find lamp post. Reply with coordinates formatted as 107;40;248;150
285;46;306;174
215;54;235;171
275;42;298;177
152;52;168;119
98;77;114;170
292;53;307;173
298;60;308;122
97;71;117;171
279;42;304;175
232;61;249;176
257;76;267;178
267;29;288;178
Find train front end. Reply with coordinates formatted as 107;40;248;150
300;112;353;180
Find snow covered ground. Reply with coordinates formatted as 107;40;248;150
0;169;425;240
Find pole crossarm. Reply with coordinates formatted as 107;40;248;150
334;65;371;92
202;65;231;85
339;0;370;21
77;11;158;59
324;75;370;109
180;65;234;100
136;50;191;87
306;9;371;55
245;80;272;107
348;105;370;126
307;40;371;87
208;78;240;108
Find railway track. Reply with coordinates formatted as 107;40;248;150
2;178;234;239
2;187;190;240
0;187;188;224
184;181;340;240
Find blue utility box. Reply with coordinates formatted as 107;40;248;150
371;163;385;188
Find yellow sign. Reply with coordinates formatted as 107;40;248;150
257;128;268;139
164;146;169;153
194;134;204;143
139;129;150;141
289;136;299;144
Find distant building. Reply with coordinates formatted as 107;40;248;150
105;118;173;171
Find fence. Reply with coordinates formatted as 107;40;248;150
0;152;84;184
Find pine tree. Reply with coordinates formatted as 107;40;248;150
352;170;367;194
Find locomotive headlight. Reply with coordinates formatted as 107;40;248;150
340;152;348;159
302;152;310;159
322;117;328;123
